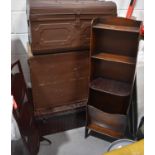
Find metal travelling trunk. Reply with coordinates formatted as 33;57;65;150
28;0;117;55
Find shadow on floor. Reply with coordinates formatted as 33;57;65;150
88;131;116;143
39;132;69;155
11;139;29;155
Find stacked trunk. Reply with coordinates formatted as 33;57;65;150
27;0;117;135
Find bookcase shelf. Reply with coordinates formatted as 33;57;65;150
93;23;139;33
91;53;136;65
86;17;141;139
90;78;131;97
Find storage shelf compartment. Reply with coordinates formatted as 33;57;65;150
93;23;139;33
91;53;136;65
90;77;131;97
87;105;127;138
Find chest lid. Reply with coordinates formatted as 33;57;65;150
29;0;117;15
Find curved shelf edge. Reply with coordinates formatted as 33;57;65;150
86;105;127;138
90;78;131;97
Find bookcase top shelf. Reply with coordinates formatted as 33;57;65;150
90;77;131;97
92;17;141;33
93;23;139;33
91;53;136;65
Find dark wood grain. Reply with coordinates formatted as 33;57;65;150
87;106;127;138
89;89;130;114
93;29;139;57
36;107;86;136
29;51;90;116
90;77;131;97
92;59;135;83
91;53;136;65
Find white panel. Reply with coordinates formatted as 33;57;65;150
104;0;144;10
132;10;144;21
137;39;144;125
118;10;144;21
11;12;28;34
11;0;26;11
11;34;28;53
11;13;15;34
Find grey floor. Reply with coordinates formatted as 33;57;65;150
12;127;111;155
39;127;110;155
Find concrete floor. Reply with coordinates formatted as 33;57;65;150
38;127;110;155
12;127;111;155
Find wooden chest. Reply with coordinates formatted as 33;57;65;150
28;0;117;55
28;0;117;133
29;51;89;116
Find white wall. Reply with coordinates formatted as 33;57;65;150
11;0;28;48
110;0;144;20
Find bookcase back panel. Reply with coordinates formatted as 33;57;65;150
91;59;135;83
93;29;139;57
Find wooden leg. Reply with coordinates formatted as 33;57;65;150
40;136;52;145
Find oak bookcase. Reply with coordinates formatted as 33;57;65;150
86;17;141;138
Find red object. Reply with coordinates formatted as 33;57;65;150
126;0;137;18
140;24;144;36
126;0;144;36
13;98;18;110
